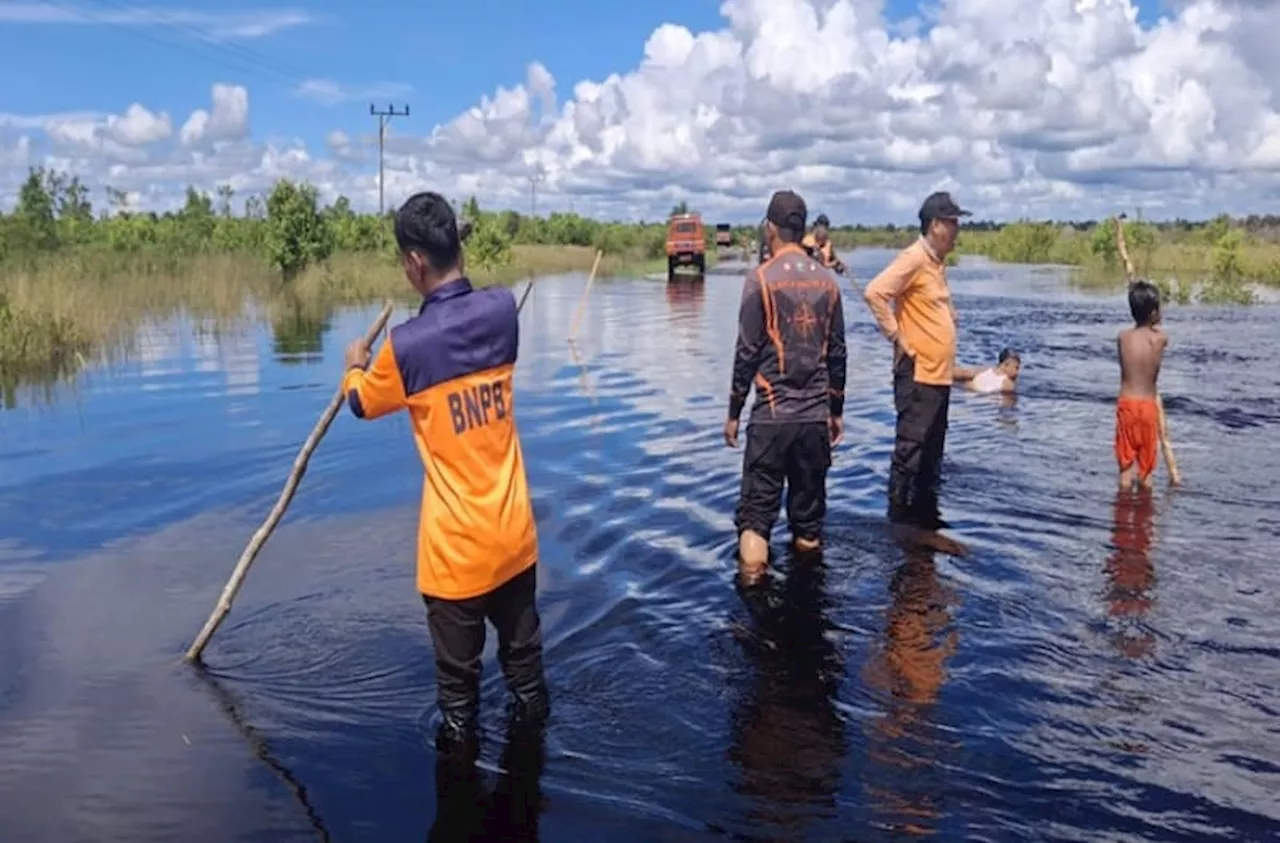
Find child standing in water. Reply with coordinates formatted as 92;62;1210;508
1115;281;1182;490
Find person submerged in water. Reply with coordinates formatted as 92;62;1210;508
953;348;1021;394
1115;280;1181;490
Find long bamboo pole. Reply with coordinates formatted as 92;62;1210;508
567;249;604;342
184;301;396;663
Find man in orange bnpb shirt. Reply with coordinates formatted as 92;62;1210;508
863;192;971;528
341;192;547;749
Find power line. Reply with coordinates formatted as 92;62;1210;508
77;0;318;90
370;104;409;216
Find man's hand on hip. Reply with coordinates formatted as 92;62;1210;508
723;418;739;448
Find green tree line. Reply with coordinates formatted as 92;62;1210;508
4;166;1279;291
0;168;706;279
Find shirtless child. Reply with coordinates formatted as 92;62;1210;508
954;348;1020;394
1116;281;1182;490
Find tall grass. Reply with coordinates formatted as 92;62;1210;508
957;222;1279;305
0;244;650;394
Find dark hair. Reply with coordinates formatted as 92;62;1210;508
814;214;830;227
1128;280;1161;325
394;191;461;272
775;224;803;244
920;219;930;236
998;347;1020;364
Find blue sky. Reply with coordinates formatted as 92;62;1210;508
9;0;1255;224
0;0;1168;151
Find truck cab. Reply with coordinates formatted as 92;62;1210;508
665;213;706;277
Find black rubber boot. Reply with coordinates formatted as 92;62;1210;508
887;475;912;524
435;703;480;756
507;680;550;731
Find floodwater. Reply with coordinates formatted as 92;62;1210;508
1;250;1278;842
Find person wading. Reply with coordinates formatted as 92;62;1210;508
863;191;971;528
341;192;549;751
725;190;847;586
802;214;848;275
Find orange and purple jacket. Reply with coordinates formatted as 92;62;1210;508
729;243;847;424
341;278;537;600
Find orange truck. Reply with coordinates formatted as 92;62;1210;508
714;223;732;248
665;213;706;276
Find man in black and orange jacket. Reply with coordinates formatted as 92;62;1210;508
342;192;548;749
725;190;847;586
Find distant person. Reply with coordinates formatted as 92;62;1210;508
863;191;971;528
342;191;548;751
802;214;848;275
954;348;1021;394
726;189;847;587
1115;281;1182;490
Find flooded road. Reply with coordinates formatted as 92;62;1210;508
1;250;1278;841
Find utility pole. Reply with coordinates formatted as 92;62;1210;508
528;165;545;217
370;103;409;216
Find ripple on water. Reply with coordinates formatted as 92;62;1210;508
0;269;1278;840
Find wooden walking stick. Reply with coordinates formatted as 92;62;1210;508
567;249;604;342
1115;213;1136;283
1156;395;1181;486
184;301;396;663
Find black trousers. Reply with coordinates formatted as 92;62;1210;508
423;565;547;723
889;354;950;523
734;421;832;542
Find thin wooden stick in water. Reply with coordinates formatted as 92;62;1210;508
568;249;604;342
1156;395;1182;486
184;300;396;663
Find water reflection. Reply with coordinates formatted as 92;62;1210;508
194;668;333;842
666;276;707;308
862;548;958;838
429;728;547;842
1104;491;1158;659
3;262;1280;838
566;338;597;405
271;298;333;364
729;555;846;835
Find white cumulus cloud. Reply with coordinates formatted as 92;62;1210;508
179;84;249;146
3;0;1280;222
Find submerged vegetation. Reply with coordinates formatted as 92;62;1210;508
2;166;1277;393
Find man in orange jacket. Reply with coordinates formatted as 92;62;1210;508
863;192;971;528
342;191;548;750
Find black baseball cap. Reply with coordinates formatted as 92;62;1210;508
814;213;830;227
919;191;971;224
766;190;807;233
